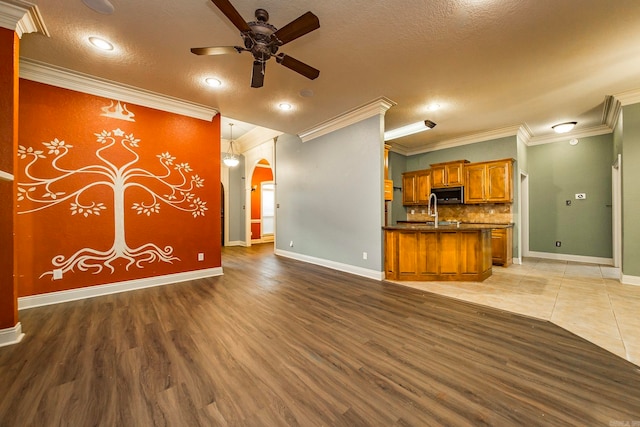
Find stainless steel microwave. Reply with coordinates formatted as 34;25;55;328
431;186;464;204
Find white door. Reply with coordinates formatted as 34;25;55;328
261;182;275;237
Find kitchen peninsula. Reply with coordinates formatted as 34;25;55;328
383;223;512;282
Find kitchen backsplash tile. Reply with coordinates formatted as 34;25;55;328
406;204;512;224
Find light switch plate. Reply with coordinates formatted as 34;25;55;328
52;269;63;280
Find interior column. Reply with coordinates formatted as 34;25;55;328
0;26;21;345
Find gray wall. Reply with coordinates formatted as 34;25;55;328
275;115;384;271
227;155;246;243
622;103;640;276
528;134;613;258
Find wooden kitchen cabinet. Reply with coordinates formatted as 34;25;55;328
384;227;492;281
430;160;469;188
464;158;514;204
402;170;430;205
384;179;393;201
491;227;513;267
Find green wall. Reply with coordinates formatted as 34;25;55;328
528;134;613;258
388;151;407;225
622;103;640;276
406;136;517;171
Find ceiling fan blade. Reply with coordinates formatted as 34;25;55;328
276;54;319;80
190;46;242;55
273;11;320;45
210;0;250;33
251;61;265;88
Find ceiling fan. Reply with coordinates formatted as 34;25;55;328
191;0;320;88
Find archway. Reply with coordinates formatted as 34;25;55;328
250;159;274;244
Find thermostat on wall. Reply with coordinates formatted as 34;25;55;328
575;193;586;200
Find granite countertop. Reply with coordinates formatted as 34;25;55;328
385;222;513;231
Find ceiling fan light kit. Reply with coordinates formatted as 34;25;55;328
191;0;320;88
384;120;437;141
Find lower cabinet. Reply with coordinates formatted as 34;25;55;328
491;227;513;267
385;228;492;281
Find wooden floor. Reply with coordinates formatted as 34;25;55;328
1;244;639;426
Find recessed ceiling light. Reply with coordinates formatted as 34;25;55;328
279;103;293;111
88;36;114;51
205;77;222;87
427;103;441;111
552;121;577;133
569;138;579;146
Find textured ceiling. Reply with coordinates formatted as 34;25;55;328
16;0;640;153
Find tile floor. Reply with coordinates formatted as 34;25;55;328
393;258;640;366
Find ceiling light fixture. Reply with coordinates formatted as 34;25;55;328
223;123;240;168
569;138;579;146
82;0;114;14
279;103;293;111
552;121;577;134
205;77;222;87
384;120;437;141
427;103;441;111
88;36;114;51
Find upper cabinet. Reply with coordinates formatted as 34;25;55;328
384;144;393;201
430;160;469;188
465;159;514;204
402;170;431;205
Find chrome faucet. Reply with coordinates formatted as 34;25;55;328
428;193;438;228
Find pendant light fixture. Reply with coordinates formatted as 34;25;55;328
223;123;240;167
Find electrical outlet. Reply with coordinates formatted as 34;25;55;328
363;252;368;260
53;269;63;280
555;241;561;247
289;241;294;247
198;253;204;261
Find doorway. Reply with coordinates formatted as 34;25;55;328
612;154;622;268
519;171;530;261
250;159;274;244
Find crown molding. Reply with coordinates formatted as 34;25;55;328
19;58;218;121
298;96;396;143
399;125;521;156
602;95;622;131
613;87;640;106
0;0;48;38
235;126;282;153
526;124;612;146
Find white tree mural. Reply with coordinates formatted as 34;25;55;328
17;127;208;278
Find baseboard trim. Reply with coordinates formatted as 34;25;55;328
275;249;384;281
18;267;223;310
527;251;613;266
0;323;25;348
621;274;640;286
225;241;248;247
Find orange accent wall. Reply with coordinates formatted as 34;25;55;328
0;28;19;328
17;80;221;297
250;164;273;239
